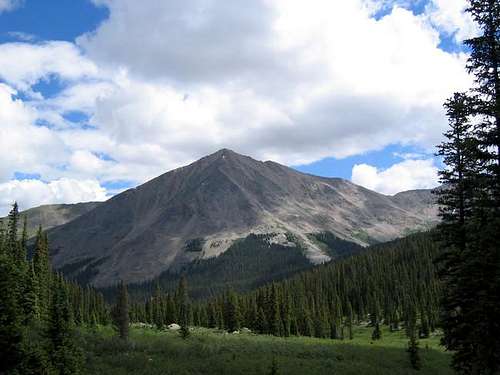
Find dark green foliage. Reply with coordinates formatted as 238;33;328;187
407;310;421;371
0;203;109;374
112;281;130;341
408;334;421;371
183;238;204;252
0;252;24;373
269;357;279;375
435;1;500;373
177;277;191;339
48;276;84;374
117;233;314;301
129;232;442;345
311;231;365;259
224;290;241;332
371;323;381;341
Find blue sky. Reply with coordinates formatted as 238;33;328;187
0;0;473;213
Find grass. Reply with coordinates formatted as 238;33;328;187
79;325;452;375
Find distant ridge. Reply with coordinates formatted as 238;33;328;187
1;202;101;238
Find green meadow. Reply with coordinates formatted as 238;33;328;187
81;325;451;375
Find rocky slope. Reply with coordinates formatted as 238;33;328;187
46;149;438;286
1;202;101;238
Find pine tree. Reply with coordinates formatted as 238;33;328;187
112;281;130;341
47;276;84;375
406;311;421;371
224;290;241;332
0;251;24;373
436;1;500;372
152;282;164;330
177;276;190;339
407;332;421;371
371;322;381;341
23;262;39;323
268;286;281;336
7;202;20;261
33;228;51;321
256;306;268;334
346;302;354;340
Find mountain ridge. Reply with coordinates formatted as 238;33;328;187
39;149;437;287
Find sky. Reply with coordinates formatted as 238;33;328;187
0;0;477;215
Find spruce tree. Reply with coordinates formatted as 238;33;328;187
47;276;83;375
33;228;52;321
371;322;381;341
0;252;24;373
224;290;241;332
436;1;500;373
177;276;190;339
112;281;130;341
268;286;281;336
346;302;354;340
406;311;421;371
407;331;421;371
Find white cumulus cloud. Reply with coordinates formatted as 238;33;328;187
0;178;107;216
0;0;476;211
0;42;99;92
351;159;439;195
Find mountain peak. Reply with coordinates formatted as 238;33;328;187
47;149;438;287
209;148;248;161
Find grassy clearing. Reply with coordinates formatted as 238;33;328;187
80;325;451;375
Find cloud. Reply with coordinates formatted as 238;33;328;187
0;42;98;92
0;0;21;14
73;0;470;166
351;159;439;195
426;0;479;42
6;31;37;42
0;0;475;211
0;84;66;182
0;178;107;216
78;0;290;86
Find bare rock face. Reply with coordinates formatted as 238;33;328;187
45;149;438;286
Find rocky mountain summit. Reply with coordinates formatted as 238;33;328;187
36;149;437;286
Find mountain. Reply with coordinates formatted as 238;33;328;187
1;202;101;238
46;149;438;287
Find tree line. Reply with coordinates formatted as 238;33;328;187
129;232;440;364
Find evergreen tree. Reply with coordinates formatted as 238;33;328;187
7;202;20;261
23;262;39;324
256;307;268;334
0;251;24;373
47;276;83;375
33;228;51;321
112;281;130;341
371;322;381;341
224;290;241;332
406;311;421;371
152;282;164;330
407;332;421;371
177;276;190;339
268;286;281;336
436;1;500;373
346;302;354;340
